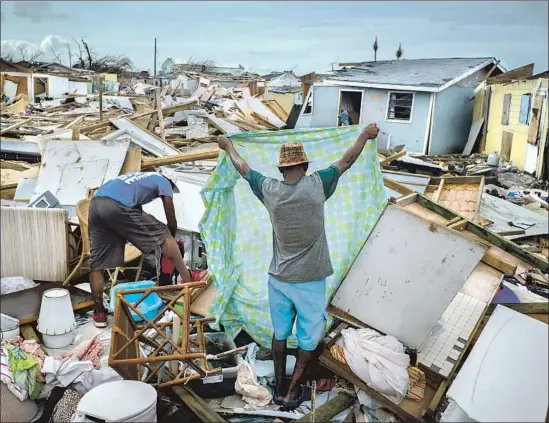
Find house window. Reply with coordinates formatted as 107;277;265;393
386;92;414;122
303;90;313;115
519;94;531;124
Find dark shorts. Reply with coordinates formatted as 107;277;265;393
89;196;171;271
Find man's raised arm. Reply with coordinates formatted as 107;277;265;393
333;123;379;175
217;135;250;178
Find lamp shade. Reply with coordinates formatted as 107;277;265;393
37;288;76;336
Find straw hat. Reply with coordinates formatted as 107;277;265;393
278;142;309;168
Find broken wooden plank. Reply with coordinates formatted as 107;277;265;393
448;219;467;231
383;177;414;197
80;120;113;134
0;120;29;135
487;302;548;315
63;116;84;130
20;324;40;342
432;178;445;203
156;89;165;140
496;229;526;236
296;392;355;422
141;148;219;169
481;249;517;275
445;216;463;227
172;385;225;423
379;150;407;166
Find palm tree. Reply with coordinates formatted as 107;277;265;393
373;36;378;62
396;43;403;61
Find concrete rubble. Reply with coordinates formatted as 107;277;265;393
0;58;547;423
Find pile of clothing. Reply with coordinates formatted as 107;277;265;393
330;328;426;405
1;337;45;401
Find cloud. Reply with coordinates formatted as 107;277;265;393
1;34;70;63
12;1;66;22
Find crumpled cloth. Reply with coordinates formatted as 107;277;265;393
337;328;410;404
40;356;122;398
1;346;27;401
235;360;272;407
9;337;46;378
60;336;103;370
200;126;387;347
2;342;44;399
406;366;426;401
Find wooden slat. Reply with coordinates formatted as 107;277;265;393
1;120;30;135
20;324;41;342
141;148;219;169
487;302;548;315
172;385;225;422
379;150;407;166
383;177;414;197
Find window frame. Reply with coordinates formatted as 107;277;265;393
519;93;532;125
385;90;415;124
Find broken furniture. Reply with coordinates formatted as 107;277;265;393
63;199;144;286
0;206;69;282
322;192;547;421
109;282;221;388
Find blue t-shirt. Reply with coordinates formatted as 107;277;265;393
94;172;173;207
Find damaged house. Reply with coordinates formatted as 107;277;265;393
473;64;548;178
294;57;504;155
263;70;302;115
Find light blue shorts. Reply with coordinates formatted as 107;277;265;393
268;275;327;351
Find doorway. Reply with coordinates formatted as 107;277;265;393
337;90;363;126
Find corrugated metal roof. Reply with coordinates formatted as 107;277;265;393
329;57;495;89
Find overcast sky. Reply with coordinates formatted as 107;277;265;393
1;1;547;75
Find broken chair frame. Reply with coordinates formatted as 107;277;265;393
109;282;221;388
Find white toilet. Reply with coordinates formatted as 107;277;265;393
73;380;157;422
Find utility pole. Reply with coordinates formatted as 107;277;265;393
154;37;157;78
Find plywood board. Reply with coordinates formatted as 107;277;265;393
331;204;487;349
31;140;129;205
462;118;484;155
447;305;548;422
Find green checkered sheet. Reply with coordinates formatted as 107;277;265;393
200;125;387;348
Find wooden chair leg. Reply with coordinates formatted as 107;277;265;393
63;253;87;286
111;267;121;288
134;256;144;281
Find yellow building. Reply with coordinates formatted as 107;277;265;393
474;67;548;178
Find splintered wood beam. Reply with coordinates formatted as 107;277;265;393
379;150;407;166
172;385;225;423
141;148;219;169
156;89;165;140
296;392;355;422
0;120;29;135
